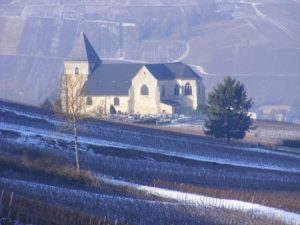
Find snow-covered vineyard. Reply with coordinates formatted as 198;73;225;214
0;101;300;224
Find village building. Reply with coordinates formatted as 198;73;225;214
61;33;205;115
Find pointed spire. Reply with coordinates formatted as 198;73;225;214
66;32;102;64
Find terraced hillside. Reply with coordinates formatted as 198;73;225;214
0;100;299;224
0;0;300;106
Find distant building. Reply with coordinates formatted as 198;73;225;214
248;112;257;120
257;105;291;122
61;32;205;115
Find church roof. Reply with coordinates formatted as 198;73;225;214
82;62;201;96
83;63;142;96
165;62;200;79
145;64;175;80
66;32;102;63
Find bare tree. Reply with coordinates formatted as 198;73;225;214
58;73;87;173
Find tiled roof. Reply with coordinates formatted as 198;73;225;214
83;63;142;96
165;62;200;79
82;62;201;96
81;62;201;96
145;64;175;80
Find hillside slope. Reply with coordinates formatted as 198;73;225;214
0;100;300;224
0;0;299;106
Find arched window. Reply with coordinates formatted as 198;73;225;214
174;84;180;96
114;97;120;106
141;85;149;95
75;67;79;75
86;96;93;105
185;83;192;96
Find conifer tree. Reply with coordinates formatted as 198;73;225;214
40;98;53;111
204;76;253;142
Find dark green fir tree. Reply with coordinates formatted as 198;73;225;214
40;98;53;111
204;76;253;142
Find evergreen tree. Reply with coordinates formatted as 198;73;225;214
40;98;53;111
204;76;253;142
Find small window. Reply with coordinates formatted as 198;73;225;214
114;97;120;106
185;83;192;96
141;85;149;95
161;85;166;98
86;96;93;105
75;67;79;75
174;84;180;96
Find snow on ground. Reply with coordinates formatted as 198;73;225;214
1;104;299;223
1;121;300;174
101;176;300;224
247;19;258;30
0;177;230;225
122;22;136;27
0;105;63;126
0;177;165;223
239;0;295;39
190;64;208;75
0;176;299;224
239;0;266;18
164;121;300;150
174;41;190;62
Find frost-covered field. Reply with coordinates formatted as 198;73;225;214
0;101;300;224
101;177;300;223
0;176;299;225
164;119;300;146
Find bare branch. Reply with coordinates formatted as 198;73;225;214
54;73;88;173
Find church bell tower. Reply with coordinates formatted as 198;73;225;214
61;32;102;113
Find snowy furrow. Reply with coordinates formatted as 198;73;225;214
0;105;63;126
0;177;240;225
0;177;299;225
87;120;300;159
2;102;299;159
0;177;172;224
101;176;300;224
1;121;300;174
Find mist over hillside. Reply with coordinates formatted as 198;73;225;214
0;0;299;106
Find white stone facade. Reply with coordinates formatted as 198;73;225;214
62;62;205;116
61;32;205;116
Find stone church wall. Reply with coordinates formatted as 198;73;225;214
64;61;90;76
62;62;205;116
83;96;130;115
131;66;160;115
157;79;203;112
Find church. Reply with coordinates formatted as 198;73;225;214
61;33;205;116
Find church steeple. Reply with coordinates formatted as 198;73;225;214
64;32;101;77
66;32;102;64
